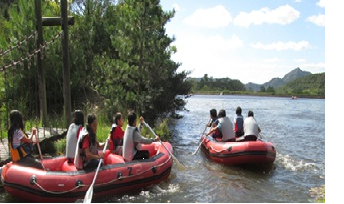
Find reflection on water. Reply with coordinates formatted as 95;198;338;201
0;95;325;203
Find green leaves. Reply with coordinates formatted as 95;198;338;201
0;0;191;124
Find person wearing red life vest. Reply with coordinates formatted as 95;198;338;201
80;114;106;169
109;112;125;155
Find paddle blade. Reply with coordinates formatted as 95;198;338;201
83;185;93;203
172;154;186;171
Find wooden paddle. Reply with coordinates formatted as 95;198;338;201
34;128;43;160
83;138;109;203
33;127;46;170
192;119;211;155
143;121;186;171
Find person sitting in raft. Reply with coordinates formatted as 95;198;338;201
207;109;218;127
109;112;125;155
242;110;261;141
65;110;84;163
8;110;44;169
80;113;106;169
122;110;159;162
206;109;235;142
206;109;221;139
233;106;244;138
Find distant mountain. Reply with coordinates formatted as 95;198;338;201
245;67;312;91
277;73;325;96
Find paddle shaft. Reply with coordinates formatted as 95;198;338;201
143;121;186;171
83;138;109;203
34;128;43;160
192;119;211;155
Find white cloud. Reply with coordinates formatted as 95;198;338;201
234;4;300;27
306;14;325;26
183;5;232;28
251;41;310;51
172;33;243;62
317;0;325;8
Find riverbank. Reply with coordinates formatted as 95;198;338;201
190;91;325;99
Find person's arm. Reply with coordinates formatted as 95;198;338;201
206;126;218;136
82;136;104;160
133;130;157;144
137;116;145;132
19;130;33;143
84;147;103;160
30;127;37;140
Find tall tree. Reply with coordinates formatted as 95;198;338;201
105;0;189;120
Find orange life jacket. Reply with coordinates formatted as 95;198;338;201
9;130;32;162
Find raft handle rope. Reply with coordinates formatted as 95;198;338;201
203;135;233;153
31;178;83;194
30;147;172;195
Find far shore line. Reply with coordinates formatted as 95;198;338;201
189;92;325;99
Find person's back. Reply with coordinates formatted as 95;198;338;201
234;106;244;137
66;123;82;159
65;110;84;162
218;116;235;142
243;110;260;141
122;125;137;162
206;109;235;142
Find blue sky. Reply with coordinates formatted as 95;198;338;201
160;0;325;84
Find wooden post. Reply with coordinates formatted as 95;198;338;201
34;0;73;128
34;0;48;127
61;0;72;128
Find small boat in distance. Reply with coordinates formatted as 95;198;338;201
291;96;297;99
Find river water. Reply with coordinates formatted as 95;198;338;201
0;95;325;203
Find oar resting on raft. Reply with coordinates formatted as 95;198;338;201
143;121;186;171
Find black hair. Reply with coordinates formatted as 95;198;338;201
218;109;226;117
127;111;137;126
73;110;84;126
236;106;242;115
8;110;25;143
248;110;254;117
113;112;122;125
86;114;97;145
210;109;217;118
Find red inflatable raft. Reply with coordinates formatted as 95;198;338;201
1;142;173;203
200;135;276;165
